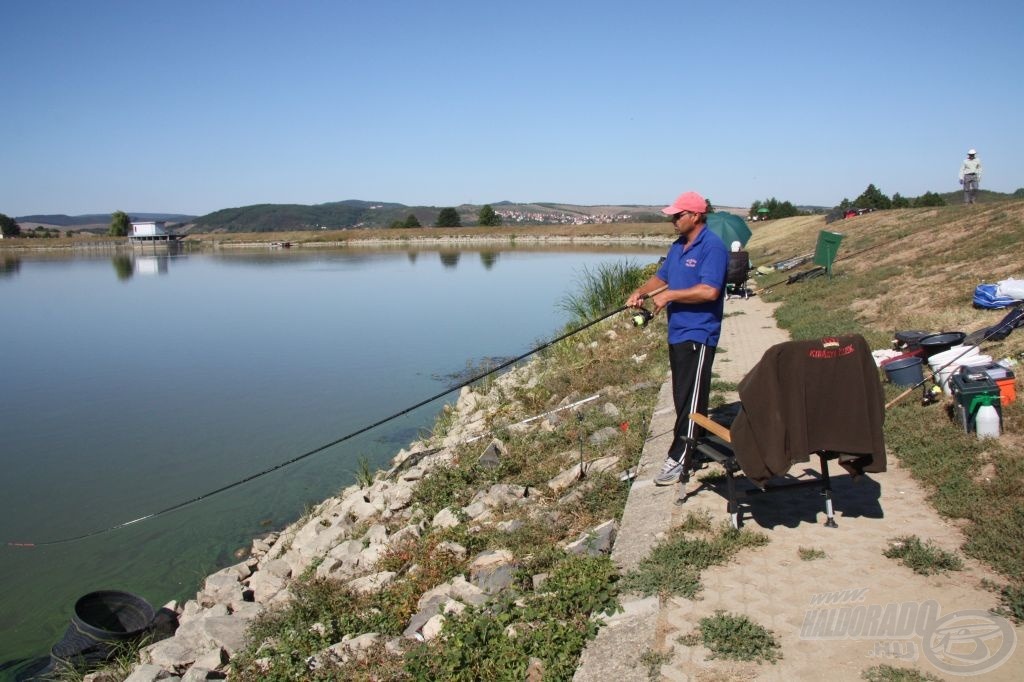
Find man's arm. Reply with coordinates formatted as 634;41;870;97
626;275;667;308
649;283;720;312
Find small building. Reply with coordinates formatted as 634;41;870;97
130;220;180;245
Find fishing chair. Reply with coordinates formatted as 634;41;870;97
725;250;752;299
684;334;886;529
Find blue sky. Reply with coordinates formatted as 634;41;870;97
2;0;1022;216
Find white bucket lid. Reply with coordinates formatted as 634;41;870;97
928;344;979;369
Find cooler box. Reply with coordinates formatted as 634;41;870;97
949;369;1002;433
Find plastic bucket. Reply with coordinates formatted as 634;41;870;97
49;591;154;672
928;345;980;372
931;351;992;396
918;331;967;358
884;356;923;386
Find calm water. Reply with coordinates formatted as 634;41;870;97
0;244;660;676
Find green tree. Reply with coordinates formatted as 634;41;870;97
750;197;800;220
912;191;946;207
891;192;910;209
435;207;461;227
0;213;21;237
403;213;421;228
477;204;501;226
109;210;131;237
854;184;891;210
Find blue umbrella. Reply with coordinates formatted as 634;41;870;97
705;212;752;247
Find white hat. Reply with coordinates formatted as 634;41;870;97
968;149;977;155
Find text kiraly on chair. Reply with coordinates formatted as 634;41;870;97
689;334;886;528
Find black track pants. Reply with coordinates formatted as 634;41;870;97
667;341;716;465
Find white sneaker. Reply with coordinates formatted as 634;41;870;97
654;458;684;486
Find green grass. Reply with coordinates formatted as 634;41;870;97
557;260;656;324
639;648;673;680
883;535;964;575
764;201;1024;605
798;546;827;561
620;514;768;598
679;611;781;663
861;664;942;681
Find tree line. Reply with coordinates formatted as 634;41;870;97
388;205;503;229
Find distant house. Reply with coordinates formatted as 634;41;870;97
130;220;180;245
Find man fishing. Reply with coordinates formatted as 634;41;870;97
626;191;728;486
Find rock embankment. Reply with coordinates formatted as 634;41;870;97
117;359;635;681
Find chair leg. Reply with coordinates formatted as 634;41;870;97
726;471;741;528
819;453;838;528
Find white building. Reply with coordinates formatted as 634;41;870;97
131;221;167;238
129;220;179;245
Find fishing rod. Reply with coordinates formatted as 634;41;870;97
8;289;663;548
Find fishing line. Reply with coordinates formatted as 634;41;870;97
8;301;639;548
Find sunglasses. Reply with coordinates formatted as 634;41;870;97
670;211;693;222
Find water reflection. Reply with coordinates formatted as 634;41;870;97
480;251;498;269
135;255;169;276
111;255;133;280
0;256;20;278
439;251;460;268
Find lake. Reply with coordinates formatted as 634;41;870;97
0;244;662;677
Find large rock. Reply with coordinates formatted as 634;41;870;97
141;637;196;670
347;571;397;595
547;455;620;494
447;575;488;606
123;664;178;682
434;541;467;561
469;550;516;595
247;570;287;603
588;426;620;445
199;571;242;607
201;615;253;656
432;508;461;529
420;614;446;641
564;519;618;557
477;439;506;469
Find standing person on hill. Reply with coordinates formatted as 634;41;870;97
959;148;983;204
626;191;728;487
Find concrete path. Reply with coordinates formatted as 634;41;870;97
576;295;1023;681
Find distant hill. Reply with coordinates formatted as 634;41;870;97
15;212;197;232
188;200;750;233
936;188;1024;205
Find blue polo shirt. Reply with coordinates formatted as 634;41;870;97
656;226;728;346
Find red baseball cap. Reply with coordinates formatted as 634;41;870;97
661;191;707;215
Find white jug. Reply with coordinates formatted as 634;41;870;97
976;404;1001;440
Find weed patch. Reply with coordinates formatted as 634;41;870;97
679;610;781;663
621;515;767;598
798;546;827;561
861;664;942;681
883;535;963;575
403;554;619;681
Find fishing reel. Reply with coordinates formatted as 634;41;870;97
630;306;654;328
921;384;942;406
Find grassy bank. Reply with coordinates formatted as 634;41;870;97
756;200;1024;606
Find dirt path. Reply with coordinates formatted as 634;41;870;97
577;294;1022;681
654;296;1022;681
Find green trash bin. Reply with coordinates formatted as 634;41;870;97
813;230;844;278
